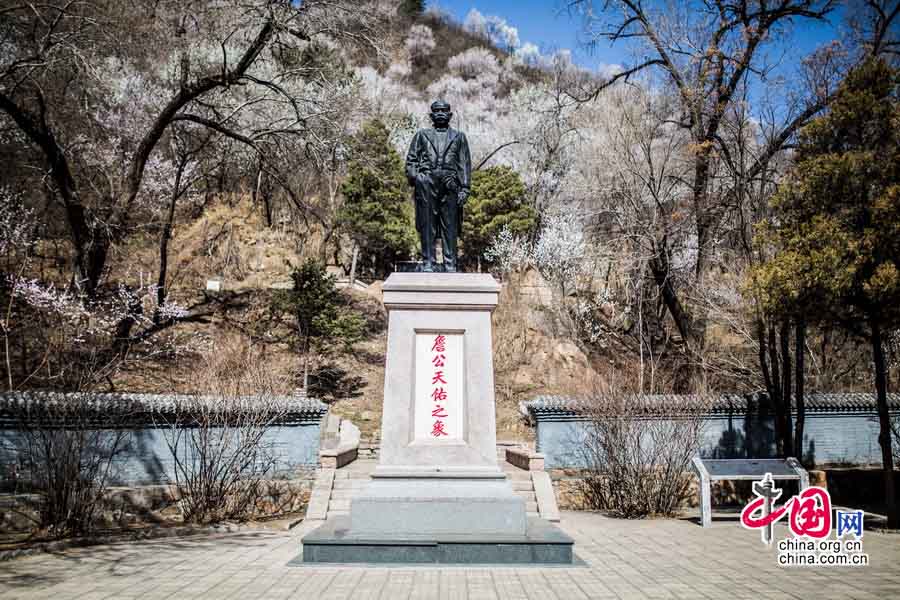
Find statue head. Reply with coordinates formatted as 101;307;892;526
429;100;452;129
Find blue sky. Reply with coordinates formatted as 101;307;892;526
435;1;844;74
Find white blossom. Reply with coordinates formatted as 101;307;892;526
405;25;436;59
447;47;501;81
463;9;520;50
386;60;411;81
484;227;531;273
485;214;587;295
0;189;34;254
532;214;587;292
11;278;91;324
514;43;542;66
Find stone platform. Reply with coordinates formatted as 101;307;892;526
301;515;573;564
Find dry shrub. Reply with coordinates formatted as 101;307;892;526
159;341;299;524
577;384;710;518
2;393;135;537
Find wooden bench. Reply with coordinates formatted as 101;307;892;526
691;457;809;528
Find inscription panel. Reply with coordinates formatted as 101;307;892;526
413;332;463;442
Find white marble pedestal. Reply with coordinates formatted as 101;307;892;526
302;273;572;563
353;273;526;536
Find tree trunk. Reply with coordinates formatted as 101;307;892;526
692;150;713;278
756;318;775;402
349;245;358;288
648;251;696;350
252;167;262;205
779;320;793;457
0;94;109;296
262;190;272;228
793;318;806;461
319;225;335;263
767;323;785;457
156;162;184;321
872;320;898;528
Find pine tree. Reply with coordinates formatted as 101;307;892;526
753;59;900;526
462;166;537;271
272;259;365;391
337;120;417;278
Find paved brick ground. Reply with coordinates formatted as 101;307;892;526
1;511;898;599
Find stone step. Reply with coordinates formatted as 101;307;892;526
525;501;538;513
332;470;376;481
503;469;531;481
515;491;536;503
327;510;349;518
315;469;336;484
330;488;365;500
328;498;351;512
332;479;370;490
510;480;533;492
330;491;537;506
305;498;330;521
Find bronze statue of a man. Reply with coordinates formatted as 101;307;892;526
405;100;472;272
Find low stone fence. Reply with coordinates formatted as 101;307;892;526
522;393;900;470
505;446;545;471
319;415;361;469
0;391;329;488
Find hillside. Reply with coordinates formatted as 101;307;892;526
2;0;896;444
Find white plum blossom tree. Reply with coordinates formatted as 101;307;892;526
405;24;436;60
514;43;542;66
485;213;588;297
447;48;502;80
463;8;521;51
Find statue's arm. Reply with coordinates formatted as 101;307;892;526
405;132;422;186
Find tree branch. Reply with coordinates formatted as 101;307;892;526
171;114;260;149
475;140;520;170
117;18;276;230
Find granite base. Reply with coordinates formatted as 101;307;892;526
301;515;574;564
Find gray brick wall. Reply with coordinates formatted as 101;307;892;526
0;392;328;486
0;423;324;486
536;412;894;470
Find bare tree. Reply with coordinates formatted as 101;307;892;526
2;391;136;537
0;0;382;361
578;390;710;518
568;0;853;358
158;343;297;524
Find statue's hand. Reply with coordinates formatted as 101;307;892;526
457;190;468;207
442;173;457;190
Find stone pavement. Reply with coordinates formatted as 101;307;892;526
1;511;898;599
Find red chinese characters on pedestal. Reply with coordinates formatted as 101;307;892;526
430;334;449;437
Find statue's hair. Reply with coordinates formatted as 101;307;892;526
430;100;451;112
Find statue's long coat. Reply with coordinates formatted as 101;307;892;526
404;127;472;235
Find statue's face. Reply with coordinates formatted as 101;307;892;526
430;105;452;128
